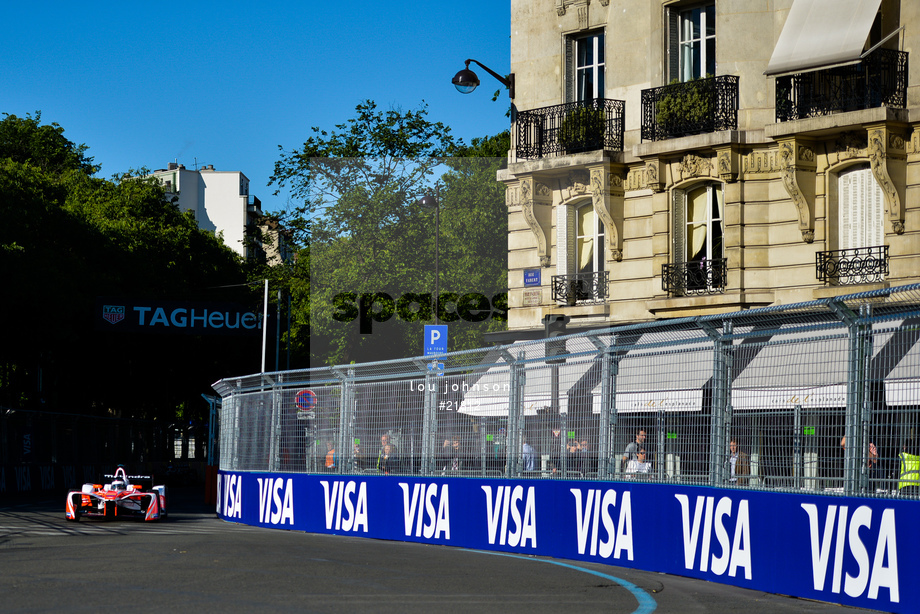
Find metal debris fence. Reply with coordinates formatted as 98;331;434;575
213;284;920;499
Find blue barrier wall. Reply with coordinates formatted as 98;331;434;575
217;471;915;613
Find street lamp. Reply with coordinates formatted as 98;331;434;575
420;188;440;324
452;59;515;99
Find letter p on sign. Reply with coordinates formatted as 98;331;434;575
424;325;448;356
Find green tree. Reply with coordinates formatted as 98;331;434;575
268;101;508;366
0;111;98;176
0;113;255;423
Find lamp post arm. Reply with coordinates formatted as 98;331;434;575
465;59;515;98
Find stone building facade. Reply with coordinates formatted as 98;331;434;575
501;0;919;332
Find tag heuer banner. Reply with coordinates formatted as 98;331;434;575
96;298;261;336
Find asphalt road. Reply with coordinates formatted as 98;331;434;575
0;488;883;613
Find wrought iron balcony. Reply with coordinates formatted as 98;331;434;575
515;99;625;159
641;76;739;142
661;259;727;296
552;272;609;305
776;49;908;122
816;246;888;286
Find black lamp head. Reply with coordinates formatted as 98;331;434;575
452;62;480;94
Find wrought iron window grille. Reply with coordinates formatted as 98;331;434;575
551;271;609;305
515;99;625;160
775;48;908;122
661;258;727;296
641;75;739;142
816;245;889;286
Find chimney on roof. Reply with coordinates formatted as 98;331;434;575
167;162;178;170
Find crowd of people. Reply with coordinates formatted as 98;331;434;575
315;427;920;493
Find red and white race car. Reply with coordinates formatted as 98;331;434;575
65;466;167;522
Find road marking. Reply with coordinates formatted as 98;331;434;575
461;548;657;614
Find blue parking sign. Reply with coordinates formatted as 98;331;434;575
424;325;448;356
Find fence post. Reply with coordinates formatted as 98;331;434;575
830;299;867;495
333;368;356;474
507;351;525;477
230;380;242;471
701;319;733;485
418;359;440;475
856;304;874;494
590;335;617;480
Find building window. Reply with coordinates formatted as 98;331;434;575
576;202;605;277
839;165;884;251
554;201;608;303
566;31;605;102
668;3;715;82
665;182;725;294
683;183;723;264
821;164;888;285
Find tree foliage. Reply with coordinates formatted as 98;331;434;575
268;101;508;366
0;112;255;421
0;111;98;176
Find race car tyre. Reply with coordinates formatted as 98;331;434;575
104;500;116;519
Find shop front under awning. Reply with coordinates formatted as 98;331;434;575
883;319;920;406
764;0;882;76
731;320;904;411
457;339;598;417
590;329;714;414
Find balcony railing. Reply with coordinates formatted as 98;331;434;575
661;259;727;296
515;99;625;159
641;76;739;142
816;246;888;286
551;272;609;305
775;49;908;122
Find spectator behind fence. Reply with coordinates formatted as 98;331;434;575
442;437;465;473
867;441;885;487
898;441;920;495
626;448;651;478
728;438;749;485
579;438;597;475
376;433;398;471
622;429;647;472
325;441;336;471
379;443;398;475
566;438;582;475
522;436;535;472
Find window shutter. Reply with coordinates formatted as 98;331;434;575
867;172;885;247
556;204;574;276
564;36;575;102
839;170;855;251
667;6;680;83
672;189;686;264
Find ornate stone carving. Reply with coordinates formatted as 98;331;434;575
716;147;739;183
519;178;552;267
868;128;905;234
625;166;648;191
568;170;590;194
742;150;779;174
779;139;816;243
679;154;712;180
646;159;664;192
835;132;867;160
590;167;623;262
798;146;814;162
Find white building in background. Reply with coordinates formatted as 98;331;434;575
150;162;264;261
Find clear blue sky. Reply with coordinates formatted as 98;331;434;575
3;1;511;214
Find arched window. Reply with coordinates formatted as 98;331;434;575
825;164;887;285
667;182;725;294
555;200;607;303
